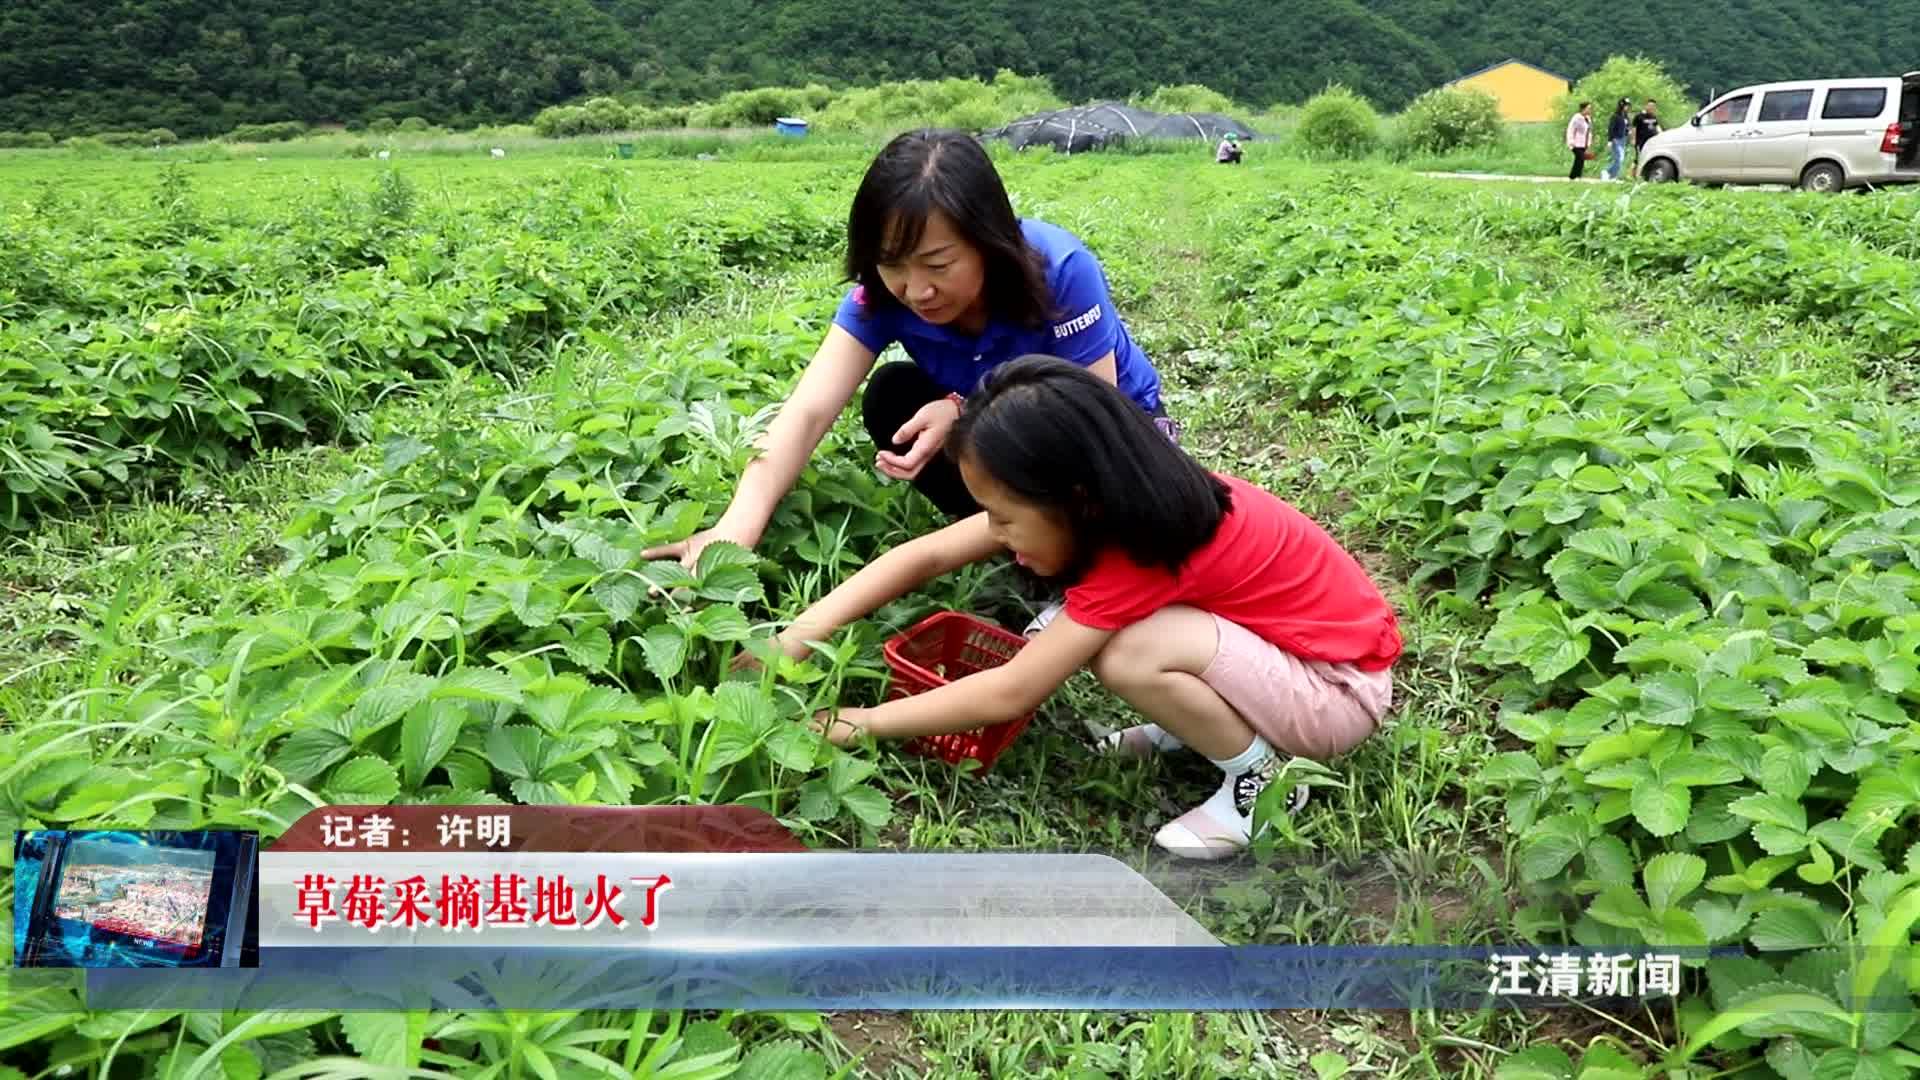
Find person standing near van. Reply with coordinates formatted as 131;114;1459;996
1603;99;1631;179
1567;102;1593;180
1629;100;1661;179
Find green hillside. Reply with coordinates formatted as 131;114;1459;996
3;0;1917;137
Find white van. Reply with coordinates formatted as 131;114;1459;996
1639;72;1920;191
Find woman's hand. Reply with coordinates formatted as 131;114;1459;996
810;707;874;747
875;398;961;481
641;517;761;572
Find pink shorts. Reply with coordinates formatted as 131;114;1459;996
1198;614;1392;760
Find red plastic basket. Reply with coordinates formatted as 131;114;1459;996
881;611;1035;772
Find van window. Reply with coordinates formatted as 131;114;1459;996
1822;88;1888;120
1702;95;1753;126
1759;89;1814;122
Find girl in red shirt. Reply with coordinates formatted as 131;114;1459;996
764;355;1402;860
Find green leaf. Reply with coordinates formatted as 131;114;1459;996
734;1040;826;1080
1626;581;1703;621
1730;793;1809;833
1702;676;1769;713
1808;819;1888;870
1583;835;1637;888
706;682;778;770
1631;781;1689;837
695;540;761;578
764;724;822;772
341;1011;426;1068
486;725;547;781
1518;815;1588;882
401;700;466;790
441;749;492;791
1767;1039;1820;1080
697;564;766;605
1692;897;1751;944
563;625;614;672
1750;907;1841;951
1494;1045;1573;1080
839;785;893;828
270;726;353;776
694;604;753;642
1681;983;1849;1055
1568;527;1636;567
347;674;437;738
1645;852;1706;912
1658;751;1743;788
1762;746;1813;802
1570;465;1621;493
1463;510;1506;556
1575;726;1669;770
431;667;523;705
1810;1048;1909;1080
642;626;687;684
591;577;645;623
1638;672;1697;727
827;752;878;794
324;755;400;804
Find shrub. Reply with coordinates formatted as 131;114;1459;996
1295;85;1381;159
533;98;634;137
1139;83;1239;116
580;96;631;133
813;71;1061;133
61;136;107;153
144;127;178;146
0;131;55;149
1393;86;1504;156
1554;56;1693;129
226;121;307;143
367;117;398;135
627;104;691;130
688;85;835;128
398;116;431;133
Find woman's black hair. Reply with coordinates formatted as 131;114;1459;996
844;129;1055;329
947;355;1232;580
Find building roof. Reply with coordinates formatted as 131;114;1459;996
1446;58;1575;86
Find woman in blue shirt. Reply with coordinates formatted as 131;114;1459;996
646;130;1171;605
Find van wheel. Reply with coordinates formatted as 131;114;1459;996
1642;158;1678;183
1800;162;1845;193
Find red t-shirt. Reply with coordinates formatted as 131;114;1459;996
1064;474;1402;670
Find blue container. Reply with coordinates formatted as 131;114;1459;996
774;117;810;138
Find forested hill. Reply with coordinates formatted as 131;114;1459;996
4;0;1918;137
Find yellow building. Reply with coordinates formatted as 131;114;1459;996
1444;60;1574;123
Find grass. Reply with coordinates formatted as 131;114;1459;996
4;143;1902;1077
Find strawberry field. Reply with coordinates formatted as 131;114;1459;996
4;147;1920;1078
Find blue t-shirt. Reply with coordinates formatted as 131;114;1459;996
831;218;1162;413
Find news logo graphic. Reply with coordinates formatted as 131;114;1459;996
13;830;260;969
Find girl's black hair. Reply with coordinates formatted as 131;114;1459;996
844;129;1055;329
948;355;1232;580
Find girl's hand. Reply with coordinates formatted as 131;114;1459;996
876;398;961;481
730;631;814;673
810;707;873;747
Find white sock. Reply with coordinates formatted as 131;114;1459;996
1209;736;1274;779
1207;736;1278;830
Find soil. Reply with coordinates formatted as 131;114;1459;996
826;1011;930;1079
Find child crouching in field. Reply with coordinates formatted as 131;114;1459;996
765;355;1402;859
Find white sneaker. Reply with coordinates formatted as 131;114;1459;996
1024;600;1064;638
1154;761;1310;861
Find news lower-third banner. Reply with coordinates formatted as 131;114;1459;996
10;805;1754;1011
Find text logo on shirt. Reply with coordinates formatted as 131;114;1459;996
1053;304;1102;339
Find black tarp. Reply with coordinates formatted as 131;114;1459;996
984;103;1258;153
